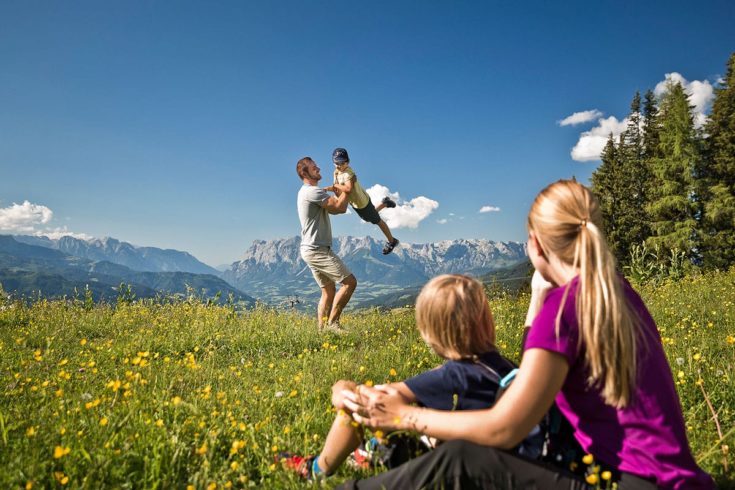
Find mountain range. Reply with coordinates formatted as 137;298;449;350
1;234;528;309
13;235;219;275
223;236;527;307
0;235;254;305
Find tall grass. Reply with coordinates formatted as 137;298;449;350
0;270;732;488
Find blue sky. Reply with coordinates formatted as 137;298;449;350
1;1;733;266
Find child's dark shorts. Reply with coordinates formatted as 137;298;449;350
353;201;381;225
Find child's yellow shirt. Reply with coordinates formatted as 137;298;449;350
334;166;370;209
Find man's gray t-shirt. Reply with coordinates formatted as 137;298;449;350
297;184;332;250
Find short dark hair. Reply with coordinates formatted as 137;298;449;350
296;157;313;180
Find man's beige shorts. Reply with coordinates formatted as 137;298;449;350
300;247;352;288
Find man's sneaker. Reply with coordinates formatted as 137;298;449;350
382;238;399;255
381;196;396;208
276;452;317;481
322;321;347;334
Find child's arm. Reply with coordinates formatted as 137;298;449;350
333;177;354;195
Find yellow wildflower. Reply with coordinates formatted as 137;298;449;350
53;446;71;459
53;472;69;485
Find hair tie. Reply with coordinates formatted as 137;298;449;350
579;219;588;229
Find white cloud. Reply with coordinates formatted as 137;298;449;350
570;116;628;162
558;110;603;126
565;72;716;162
40;227;94;240
437;218;448;224
365;184;439;229
479;205;500;214
654;72;714;128
0;200;91;239
0;201;53;233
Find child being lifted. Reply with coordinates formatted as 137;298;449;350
325;147;400;255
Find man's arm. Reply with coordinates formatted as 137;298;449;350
322;190;349;214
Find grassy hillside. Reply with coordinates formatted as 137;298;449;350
0;271;732;488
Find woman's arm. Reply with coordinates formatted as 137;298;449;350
343;348;569;448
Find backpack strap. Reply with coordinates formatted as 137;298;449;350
471;358;502;384
500;368;519;389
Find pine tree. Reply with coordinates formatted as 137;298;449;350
591;134;623;258
615;92;650;264
642;89;661;162
700;53;735;269
646;81;700;258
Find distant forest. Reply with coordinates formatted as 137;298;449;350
590;52;735;273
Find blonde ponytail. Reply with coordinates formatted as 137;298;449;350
529;180;639;408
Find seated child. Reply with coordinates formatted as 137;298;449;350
326;147;400;255
279;274;539;480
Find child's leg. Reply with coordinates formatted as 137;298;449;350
377;220;394;242
317;409;364;474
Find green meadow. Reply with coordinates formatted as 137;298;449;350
0;271;733;489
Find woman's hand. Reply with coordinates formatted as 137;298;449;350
524;270;555;327
341;384;415;431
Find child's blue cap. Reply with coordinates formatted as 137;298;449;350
332;148;349;164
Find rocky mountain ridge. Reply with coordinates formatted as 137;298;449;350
223;236;527;306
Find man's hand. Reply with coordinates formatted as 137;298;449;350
322;186;336;193
322;190;349;214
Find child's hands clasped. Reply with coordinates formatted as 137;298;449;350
341;384;412;431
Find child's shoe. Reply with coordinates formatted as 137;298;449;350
382;238;399;255
276;452;317;481
346;437;379;470
381;197;397;208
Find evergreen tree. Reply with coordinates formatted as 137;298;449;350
700;53;735;269
615;92;650;264
646;81;700;258
642;89;661;162
591;134;624;258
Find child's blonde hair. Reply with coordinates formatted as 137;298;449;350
528;179;639;408
415;274;496;361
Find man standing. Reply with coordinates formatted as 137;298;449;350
296;156;357;332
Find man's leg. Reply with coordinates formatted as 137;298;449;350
328;274;356;324
318;283;336;328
